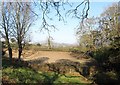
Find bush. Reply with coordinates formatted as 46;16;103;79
93;71;119;85
69;47;82;54
37;43;41;46
92;47;110;64
91;47;120;84
92;47;120;70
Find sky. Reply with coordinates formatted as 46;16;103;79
29;2;117;45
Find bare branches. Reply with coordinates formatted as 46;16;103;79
76;17;99;38
53;2;64;21
38;2;62;33
1;2;13;59
32;1;90;37
0;2;36;59
66;0;90;21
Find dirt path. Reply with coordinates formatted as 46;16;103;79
12;50;90;63
23;51;81;63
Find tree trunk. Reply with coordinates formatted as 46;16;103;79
18;44;22;61
4;22;12;62
8;46;12;62
48;38;52;49
6;37;12;62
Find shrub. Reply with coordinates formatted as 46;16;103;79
92;47;110;64
93;71;119;85
37;43;41;46
91;47;120;84
69;47;82;54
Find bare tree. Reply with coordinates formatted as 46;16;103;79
10;2;35;60
47;31;53;49
99;3;120;48
1;2;13;62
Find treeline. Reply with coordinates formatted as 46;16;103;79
78;3;120;84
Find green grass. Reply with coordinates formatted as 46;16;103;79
2;57;92;84
2;67;45;83
2;67;91;84
54;75;87;84
3;67;89;84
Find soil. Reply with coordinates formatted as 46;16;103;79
12;50;92;64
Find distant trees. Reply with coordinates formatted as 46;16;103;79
37;43;41;46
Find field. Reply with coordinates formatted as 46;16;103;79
3;47;97;84
12;50;91;63
1;1;120;84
